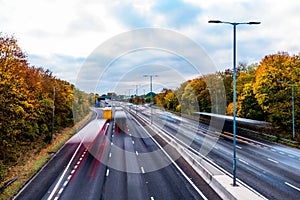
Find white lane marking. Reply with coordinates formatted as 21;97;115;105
239;159;249;165
236;145;242;149
106;169;110;176
288;154;295;158
111;142;113;146
77;161;80;165
285;182;300;192
150;197;154;200
109;153;112;158
279;151;285;155
63;181;68;187
74;165;78;169
58;188;64;194
132;140;135;145
129;133;132;137
71;170;75;174
133;117;208;200
267;158;279;164
67;175;72;180
54;197;59;200
79;157;83;161
271;149;276;152
141;166;145;174
112;134;114;138
136;151;139;156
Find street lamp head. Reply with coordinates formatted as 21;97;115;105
248;22;261;25
208;20;222;23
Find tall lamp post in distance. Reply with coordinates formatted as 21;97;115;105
280;81;295;139
208;20;260;186
143;74;158;104
143;74;158;124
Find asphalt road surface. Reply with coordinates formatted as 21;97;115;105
136;105;300;200
14;108;220;200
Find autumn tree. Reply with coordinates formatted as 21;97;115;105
253;52;300;136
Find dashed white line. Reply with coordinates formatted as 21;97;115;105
79;157;82;161
150;197;155;200
141;166;145;174
285;182;300;192
54;197;59;200
267;158;279;164
63;181;68;187
77;161;80;165
109;153;112;158
106;169;110;176
271;149;276;152
111;142;113;146
129;133;132;137
132;140;135;145
71;170;75;174
236;145;242;149
67;175;72;180
288;154;295;158
239;159;249;165
74;165;78;169
279;151;285;155
136;151;139;156
58;188;64;194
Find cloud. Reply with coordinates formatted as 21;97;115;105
2;0;300;94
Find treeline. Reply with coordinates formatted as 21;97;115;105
0;33;91;182
154;52;300;141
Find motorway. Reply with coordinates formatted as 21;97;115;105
132;104;300;200
14;108;220;200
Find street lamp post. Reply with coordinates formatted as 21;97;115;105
51;86;55;143
280;81;295;139
292;83;295;139
143;75;158;124
209;20;260;186
143;75;158;103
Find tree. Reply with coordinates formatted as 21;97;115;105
253;52;300;135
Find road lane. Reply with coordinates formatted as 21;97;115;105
134;106;300;200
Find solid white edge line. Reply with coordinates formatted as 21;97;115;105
285;182;300;192
133;116;208;200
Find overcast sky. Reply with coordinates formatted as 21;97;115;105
1;0;300;94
